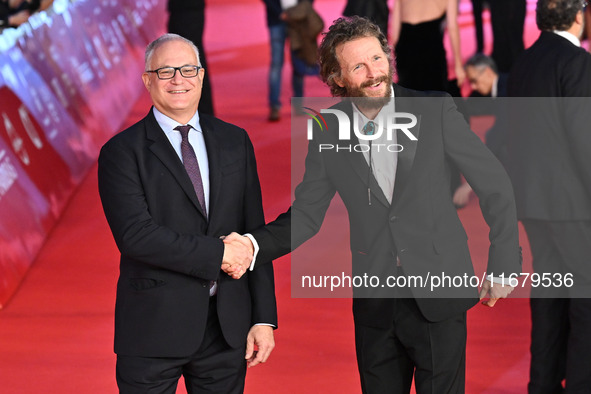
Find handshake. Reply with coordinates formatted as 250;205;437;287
221;232;255;279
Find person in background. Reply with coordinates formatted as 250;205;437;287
342;0;389;37
167;0;215;115
391;0;465;93
261;0;305;122
465;53;507;98
508;0;591;391
489;0;526;73
470;0;488;54
453;53;509;207
0;0;39;29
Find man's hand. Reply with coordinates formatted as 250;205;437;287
245;325;275;368
452;182;473;208
221;232;254;279
479;279;514;307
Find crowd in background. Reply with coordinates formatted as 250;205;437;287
0;0;53;30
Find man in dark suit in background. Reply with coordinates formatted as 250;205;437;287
227;16;521;393
465;53;508;99
508;0;591;392
98;34;276;393
451;53;510;207
465;53;509;163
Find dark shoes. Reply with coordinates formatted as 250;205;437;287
268;108;280;122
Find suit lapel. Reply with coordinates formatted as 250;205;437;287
391;85;421;208
201;117;221;226
335;102;390;208
337;86;422;209
145;110;208;219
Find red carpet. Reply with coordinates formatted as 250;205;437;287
0;0;544;392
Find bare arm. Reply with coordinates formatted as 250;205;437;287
390;0;401;46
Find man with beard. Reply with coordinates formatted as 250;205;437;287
223;16;521;393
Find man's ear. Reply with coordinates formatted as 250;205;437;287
198;67;205;87
576;9;583;24
334;75;345;88
142;72;151;90
573;10;585;38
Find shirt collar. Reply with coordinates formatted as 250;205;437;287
152;107;202;133
553;30;581;47
492;74;499;98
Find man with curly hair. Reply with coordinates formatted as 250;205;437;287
228;16;521;393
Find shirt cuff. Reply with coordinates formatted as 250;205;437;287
243;233;259;271
487;274;518;287
254;322;276;328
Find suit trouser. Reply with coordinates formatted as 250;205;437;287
471;0;485;53
267;23;304;110
489;0;526;73
343;0;390;38
168;9;215;116
116;297;246;394
354;297;467;394
522;220;591;394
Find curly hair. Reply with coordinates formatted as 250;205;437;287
318;16;392;97
536;0;585;31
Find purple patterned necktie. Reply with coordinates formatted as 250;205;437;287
175;125;207;217
176;125;215;295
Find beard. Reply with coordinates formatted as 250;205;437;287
345;71;393;111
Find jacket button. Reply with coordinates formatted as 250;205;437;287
390;216;398;222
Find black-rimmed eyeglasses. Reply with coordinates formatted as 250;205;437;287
147;65;202;80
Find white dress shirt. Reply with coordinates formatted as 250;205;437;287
352;90;398;204
153;107;218;294
152;107;210;215
554;30;581;47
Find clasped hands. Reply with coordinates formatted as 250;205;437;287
221;232;255;279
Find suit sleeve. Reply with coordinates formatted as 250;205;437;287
562;54;591;199
243;134;278;326
251;127;337;265
441;95;522;276
98;136;223;281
